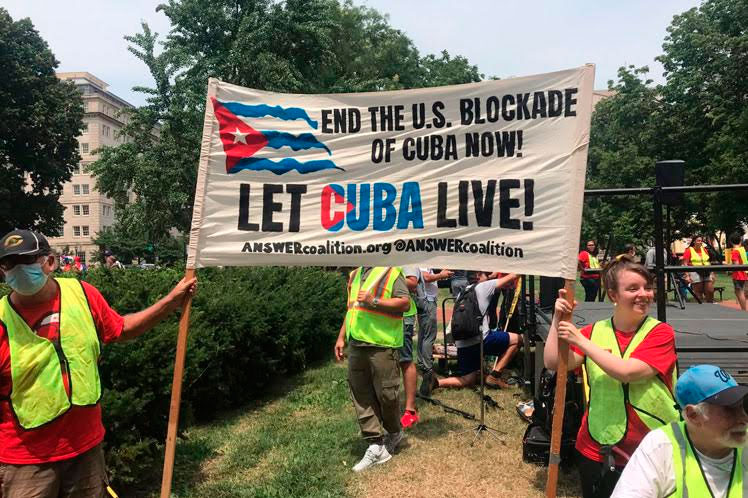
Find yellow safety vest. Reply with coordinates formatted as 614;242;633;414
589;254;600;269
585;317;679;445
688;246;711;266
345;267;404;348
662;421;745;498
726;247;748;264
0;278;101;430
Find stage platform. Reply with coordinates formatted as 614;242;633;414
534;302;748;383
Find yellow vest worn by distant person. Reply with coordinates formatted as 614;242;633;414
345;267;404;348
688;246;710;266
0;278;101;430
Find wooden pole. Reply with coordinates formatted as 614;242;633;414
545;278;576;498
160;268;196;498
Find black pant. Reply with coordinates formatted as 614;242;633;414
580;278;600;302
577;452;623;498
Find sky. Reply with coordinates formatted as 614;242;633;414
4;0;702;107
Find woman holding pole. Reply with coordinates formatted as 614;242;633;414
544;257;679;497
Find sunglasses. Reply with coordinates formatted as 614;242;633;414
0;254;48;272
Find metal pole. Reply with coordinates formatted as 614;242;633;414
653;187;666;321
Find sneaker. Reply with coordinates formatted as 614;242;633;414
419;371;434;397
385;431;405;454
352;444;392;472
400;410;419;429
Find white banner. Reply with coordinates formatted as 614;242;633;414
187;65;594;279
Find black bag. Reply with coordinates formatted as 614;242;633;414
532;369;584;439
522;423;576;467
450;286;485;341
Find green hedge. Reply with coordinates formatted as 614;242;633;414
1;266;347;488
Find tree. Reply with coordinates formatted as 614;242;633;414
89;0;482;249
657;0;748;237
583;66;666;251
0;8;84;235
584;0;748;252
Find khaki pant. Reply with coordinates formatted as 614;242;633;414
0;444;107;498
347;345;401;442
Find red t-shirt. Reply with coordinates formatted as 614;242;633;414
731;250;747;281
578;251;600;279
0;280;124;464
570;321;676;466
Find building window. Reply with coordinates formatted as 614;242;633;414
73;184;81;195
102;125;110;137
80;143;89;153
82;184;89;195
82;205;89;216
102;205;112;217
82;123;88;133
73;226;81;237
73;205;81;216
82;226;90;237
83;101;88;112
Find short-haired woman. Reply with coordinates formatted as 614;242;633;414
543;258;679;497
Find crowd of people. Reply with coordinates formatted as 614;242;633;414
579;234;748;311
336;255;747;497
2;226;746;497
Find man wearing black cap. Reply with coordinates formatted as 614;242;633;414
0;229;196;497
612;364;748;498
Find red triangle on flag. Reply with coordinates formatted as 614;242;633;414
211;97;269;171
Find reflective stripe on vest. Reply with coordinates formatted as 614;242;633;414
345;267;404;348
688;246;711;266
663;421;744;498
585;316;679;445
0;278;102;430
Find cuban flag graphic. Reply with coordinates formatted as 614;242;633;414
211;97;341;175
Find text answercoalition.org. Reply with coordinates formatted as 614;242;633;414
240;238;525;258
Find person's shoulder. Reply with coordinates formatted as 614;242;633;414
636;426;673;453
650;320;675;337
79;281;109;304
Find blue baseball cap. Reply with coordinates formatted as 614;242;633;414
675;365;748;407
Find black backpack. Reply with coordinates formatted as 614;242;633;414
450;285;486;341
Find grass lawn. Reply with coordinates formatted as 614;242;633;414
156;359;581;498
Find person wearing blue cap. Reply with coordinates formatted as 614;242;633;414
612;364;748;498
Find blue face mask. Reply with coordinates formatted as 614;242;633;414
5;263;49;296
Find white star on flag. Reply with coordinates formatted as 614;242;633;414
231;128;249;144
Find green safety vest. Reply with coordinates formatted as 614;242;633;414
401;267;417;318
589;254;601;269
662;421;745;498
726;247;748;265
585;316;679;445
688;246;711;266
345;267;404;348
0;278;102;430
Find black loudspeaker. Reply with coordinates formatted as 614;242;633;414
539;276;564;309
655;160;685;205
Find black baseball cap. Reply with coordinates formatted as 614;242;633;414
0;230;52;262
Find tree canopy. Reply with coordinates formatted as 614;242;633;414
90;0;482;259
584;0;748;252
0;8;83;235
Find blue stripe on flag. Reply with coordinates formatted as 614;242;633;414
229;157;343;175
261;131;331;155
222;102;318;129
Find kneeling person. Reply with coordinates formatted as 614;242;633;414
612;364;748;498
434;272;521;390
334;267;410;472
